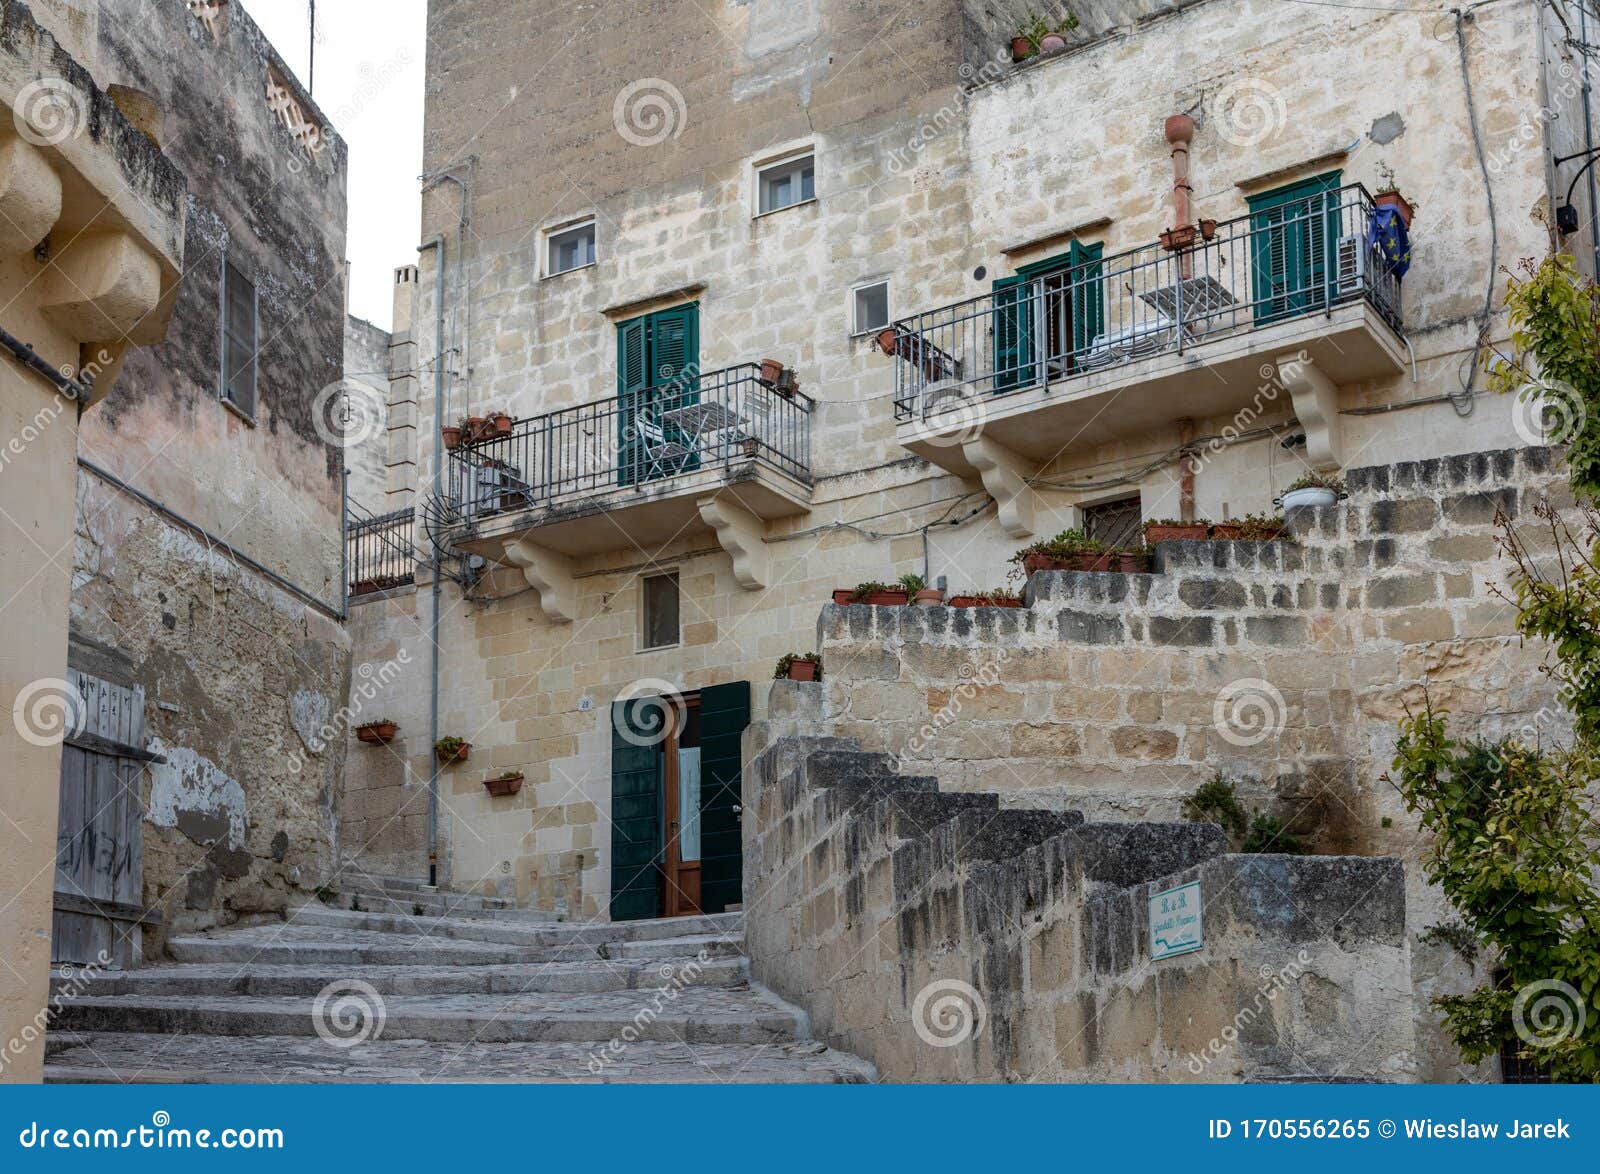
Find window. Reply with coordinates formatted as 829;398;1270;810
221;258;258;417
642;572;680;649
757;153;815;214
852;281;890;336
993;241;1103;391
547;220;596;276
1082;496;1143;548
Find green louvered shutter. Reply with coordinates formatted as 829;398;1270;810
649;304;700;478
610;699;662;921
1249;172;1340;325
1069;241;1104;368
992;274;1031;391
616;315;650;486
697;680;749;914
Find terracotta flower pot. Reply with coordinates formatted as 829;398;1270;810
490;412;513;437
947;595;981;608
1198;218;1218;241
759;358;785;385
483;773;523;797
1159;224;1198;251
832;589;856;605
1209;521;1243;540
875;327;900;356
1144;522;1208;543
1116;550;1151;573
741;437;760;457
1375;190;1413;230
464;416;486;443
1022;552;1074;576
441;425;463;450
1010;35;1034;61
436;742;471;765
356;721;397;744
864;589;910;606
914;588;945;605
786;659;819;682
1072;552;1115;572
1039;33;1066;54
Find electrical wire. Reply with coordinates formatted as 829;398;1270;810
1449;5;1497;416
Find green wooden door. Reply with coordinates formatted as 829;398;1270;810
616;304;701;487
697;681;749;915
993;243;1104;392
1249;173;1341;325
991;273;1031;392
610;699;663;921
1068;241;1104;362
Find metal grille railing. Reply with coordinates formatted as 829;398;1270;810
346;505;417;596
446;363;815;525
888;183;1404;421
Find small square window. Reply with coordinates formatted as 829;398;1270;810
641;572;680;650
757;154;815;215
852;281;890;336
547;221;596;276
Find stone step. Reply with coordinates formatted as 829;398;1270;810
320;891;525;920
52;987;800;1046
290;903;742;948
607;934;742;962
44;1033;874;1084
52;955;746;998
167;925;541;967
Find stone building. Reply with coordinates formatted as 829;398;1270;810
30;0;353;954
342;0;1590;1080
0;0;185;1084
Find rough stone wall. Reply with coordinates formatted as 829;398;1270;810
742;734;1413;1081
54;0;353;942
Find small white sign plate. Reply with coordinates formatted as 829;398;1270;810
1149;880;1202;960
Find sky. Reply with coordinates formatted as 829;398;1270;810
241;0;427;330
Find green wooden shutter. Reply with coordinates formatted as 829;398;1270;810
1069;241;1104;367
616;304;701;486
616;315;650;486
1249;172;1340;325
991;274;1031;392
696;680;749;915
610;699;662;921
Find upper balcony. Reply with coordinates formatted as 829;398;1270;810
444;363;814;620
885;184;1408;534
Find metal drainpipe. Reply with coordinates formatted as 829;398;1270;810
339;457;349;619
1165;113;1196;282
418;233;446;887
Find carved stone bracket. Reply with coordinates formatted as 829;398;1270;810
962;434;1037;539
698;494;769;590
1276;351;1343;471
503;537;577;623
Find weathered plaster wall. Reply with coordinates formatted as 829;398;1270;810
345;312;393;515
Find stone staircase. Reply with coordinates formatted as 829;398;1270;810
43;898;874;1083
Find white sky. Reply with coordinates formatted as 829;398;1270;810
241;0;427;331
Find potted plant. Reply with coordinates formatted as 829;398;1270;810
435;735;471;765
875;326;901;356
1008;529;1109;578
759;358;785;385
1010;33;1035;61
355;718;398;744
1209;519;1243;540
948;587;1023;608
490;411;514;438
899;572;943;605
853;580;910;605
483;770;524;797
1115;548;1151;573
740;436;760;457
1238;512;1287;541
775;652;822;682
464;416;487;443
442;424;463;450
1159;224;1198;251
1199;218;1218;241
1278;471;1345;511
1374;163;1414;229
1143;517;1210;543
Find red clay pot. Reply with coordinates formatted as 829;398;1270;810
914;588;945;605
875;327;900;356
1022;553;1074;576
759;358;785;385
1072;552;1116;572
441;425;463;450
436;742;471;765
1159;224;1199;251
1199;218;1218;241
1116;551;1151;573
1010;35;1034;61
356;721;397;744
1144;522;1208;543
786;660;819;682
1375;190;1413;230
832;589;856;605
864;589;910;606
464;416;487;443
490;412;513;437
1210;522;1243;540
483;773;523;797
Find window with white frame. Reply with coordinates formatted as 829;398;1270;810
547;220;596;276
641;571;681;650
756;153;815;215
852;280;890;336
221;258;258;417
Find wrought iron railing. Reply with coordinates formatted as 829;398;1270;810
446;363;815;525
887;183;1404;421
347;505;417;596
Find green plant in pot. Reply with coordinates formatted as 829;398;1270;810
1279;471;1345;511
434;735;471;764
1143;517;1211;543
775;652;822;682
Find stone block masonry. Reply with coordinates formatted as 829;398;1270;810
741;736;1412;1081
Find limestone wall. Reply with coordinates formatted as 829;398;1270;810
742;735;1413;1081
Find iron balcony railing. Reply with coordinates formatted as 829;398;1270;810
347;505;417;597
447;362;815;525
887;183;1405;421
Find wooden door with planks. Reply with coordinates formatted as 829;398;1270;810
52;669;157;969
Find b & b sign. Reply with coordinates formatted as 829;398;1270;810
1149;880;1202;960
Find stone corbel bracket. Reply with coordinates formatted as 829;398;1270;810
962;434;1037;539
503;537;577;623
1276;351;1343;471
697;494;770;590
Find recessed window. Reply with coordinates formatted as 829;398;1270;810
1082;495;1143;548
221;258;257;418
852;281;890;336
641;572;681;650
547;220;596;276
757;153;815;215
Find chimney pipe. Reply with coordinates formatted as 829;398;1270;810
1165;113;1195;279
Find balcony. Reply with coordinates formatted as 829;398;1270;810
886;184;1408;536
445;363;814;620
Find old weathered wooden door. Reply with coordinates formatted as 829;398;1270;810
52;669;151;968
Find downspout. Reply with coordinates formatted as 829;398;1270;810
339;455;349;619
418;233;445;887
1165;113;1196;282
